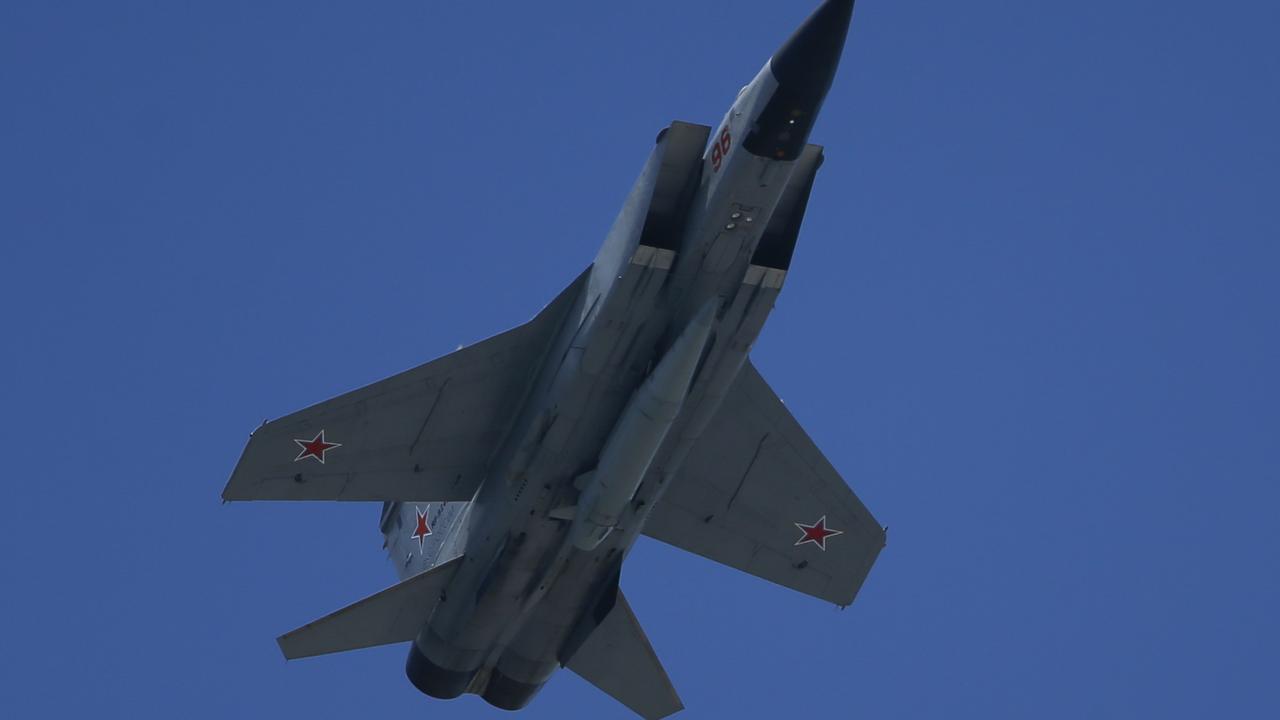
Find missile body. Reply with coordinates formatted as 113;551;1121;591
570;302;716;551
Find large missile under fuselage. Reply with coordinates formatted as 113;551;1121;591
570;301;717;551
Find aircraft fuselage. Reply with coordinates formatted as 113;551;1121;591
401;2;854;708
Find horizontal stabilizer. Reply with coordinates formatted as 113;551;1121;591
565;591;682;720
223;268;587;503
278;555;463;660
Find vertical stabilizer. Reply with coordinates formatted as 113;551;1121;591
564;591;683;720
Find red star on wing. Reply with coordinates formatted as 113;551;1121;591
293;430;341;464
794;515;843;550
411;506;432;552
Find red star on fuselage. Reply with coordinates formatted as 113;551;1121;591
293;430;341;464
794;515;843;550
411;506;432;552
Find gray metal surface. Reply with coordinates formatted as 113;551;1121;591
643;359;885;606
570;301;716;550
222;270;586;502
565;592;683;720
277;555;464;659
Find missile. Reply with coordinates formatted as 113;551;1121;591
570;302;717;551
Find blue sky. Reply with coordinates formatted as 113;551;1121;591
2;1;1277;717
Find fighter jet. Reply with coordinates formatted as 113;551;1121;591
223;1;883;716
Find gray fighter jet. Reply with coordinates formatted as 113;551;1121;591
223;1;883;716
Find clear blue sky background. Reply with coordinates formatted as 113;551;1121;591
2;1;1277;717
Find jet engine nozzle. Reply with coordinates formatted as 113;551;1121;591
481;669;546;711
405;643;478;700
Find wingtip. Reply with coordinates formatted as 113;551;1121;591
275;634;297;661
219;482;242;503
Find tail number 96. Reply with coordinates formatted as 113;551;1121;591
710;126;732;172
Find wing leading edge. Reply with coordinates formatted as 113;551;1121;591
643;359;884;606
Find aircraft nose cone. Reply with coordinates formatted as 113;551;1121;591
744;0;856;161
769;0;854;93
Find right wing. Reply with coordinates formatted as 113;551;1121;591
642;359;885;606
222;269;586;503
565;591;683;720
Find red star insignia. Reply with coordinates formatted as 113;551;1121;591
411;506;432;551
794;515;843;550
293;430;341;464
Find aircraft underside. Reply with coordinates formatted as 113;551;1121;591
223;2;883;718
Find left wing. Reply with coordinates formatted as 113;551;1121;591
222;269;586;503
642;359;884;606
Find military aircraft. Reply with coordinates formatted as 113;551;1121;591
223;1;883;716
